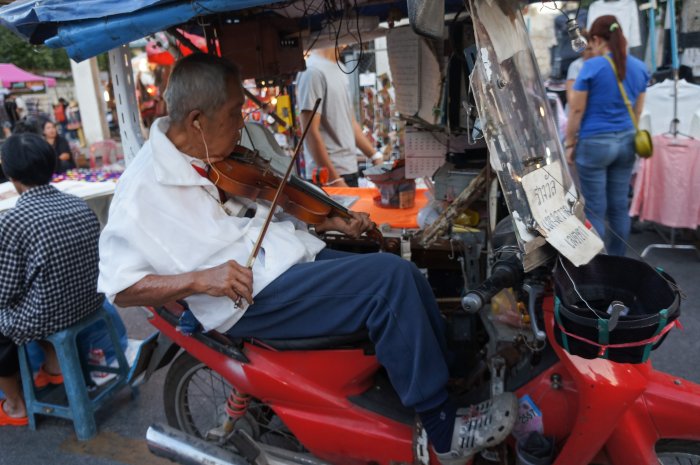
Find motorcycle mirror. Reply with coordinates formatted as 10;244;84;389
407;0;445;39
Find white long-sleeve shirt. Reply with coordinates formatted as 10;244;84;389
98;117;325;332
587;0;641;48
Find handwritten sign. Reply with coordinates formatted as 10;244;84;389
521;161;603;266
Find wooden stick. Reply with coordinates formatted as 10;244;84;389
245;98;321;268
419;166;489;248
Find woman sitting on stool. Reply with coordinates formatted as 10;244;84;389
0;133;103;426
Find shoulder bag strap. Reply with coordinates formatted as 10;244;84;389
603;55;638;129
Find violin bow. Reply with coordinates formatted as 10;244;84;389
245;98;321;269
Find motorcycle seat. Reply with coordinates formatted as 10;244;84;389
250;330;373;352
157;302;373;354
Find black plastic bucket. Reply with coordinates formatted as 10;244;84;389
553;255;680;364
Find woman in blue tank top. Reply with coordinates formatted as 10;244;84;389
565;15;650;256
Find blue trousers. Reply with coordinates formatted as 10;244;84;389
575;130;636;256
226;249;451;412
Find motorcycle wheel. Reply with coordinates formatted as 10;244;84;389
656;439;700;464
163;351;304;451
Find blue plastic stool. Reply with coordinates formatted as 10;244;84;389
17;307;130;440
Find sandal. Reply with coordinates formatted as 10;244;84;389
34;365;64;389
0;400;28;426
436;392;519;465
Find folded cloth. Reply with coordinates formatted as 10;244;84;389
0;400;28;426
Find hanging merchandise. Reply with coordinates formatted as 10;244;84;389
639;79;700;137
680;0;700;76
632;0;700;253
630;136;700;229
587;0;642;48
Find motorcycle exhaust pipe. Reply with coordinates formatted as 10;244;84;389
146;423;248;465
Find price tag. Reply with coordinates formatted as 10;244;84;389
521;161;603;266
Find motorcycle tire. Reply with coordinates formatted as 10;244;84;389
163;351;236;439
656;439;700;464
163;351;303;451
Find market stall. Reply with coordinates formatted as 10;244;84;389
0;63;56;92
632;0;700;257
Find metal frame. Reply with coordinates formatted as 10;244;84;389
640;225;700;259
108;45;146;165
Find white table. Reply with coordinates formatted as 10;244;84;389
0;180;116;226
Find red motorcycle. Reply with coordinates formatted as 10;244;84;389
139;1;699;462
142;237;700;465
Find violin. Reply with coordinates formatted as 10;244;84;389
208;145;385;243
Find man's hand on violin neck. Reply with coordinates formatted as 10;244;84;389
196;260;254;305
315;211;374;238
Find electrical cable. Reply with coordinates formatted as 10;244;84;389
557;255;607;318
332;0;363;75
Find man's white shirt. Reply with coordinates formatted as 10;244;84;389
98;117;325;332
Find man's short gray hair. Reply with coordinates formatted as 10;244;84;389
163;54;240;123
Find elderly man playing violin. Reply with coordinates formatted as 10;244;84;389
97;53;509;464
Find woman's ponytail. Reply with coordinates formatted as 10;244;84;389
590;15;628;79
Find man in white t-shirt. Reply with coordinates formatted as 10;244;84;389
296;47;383;187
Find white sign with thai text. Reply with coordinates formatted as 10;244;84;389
521;161;603;266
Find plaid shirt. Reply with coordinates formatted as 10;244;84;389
0;185;103;345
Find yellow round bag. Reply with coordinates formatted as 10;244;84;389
635;129;653;158
604;56;653;159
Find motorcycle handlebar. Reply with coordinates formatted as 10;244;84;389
461;257;523;313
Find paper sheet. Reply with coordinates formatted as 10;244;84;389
405;129;473;178
386;27;442;124
418;41;442;123
521;161;603;266
387;27;420;116
405;129;444;178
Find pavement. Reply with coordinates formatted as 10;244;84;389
0;227;698;465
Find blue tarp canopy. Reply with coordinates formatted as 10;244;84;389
0;0;473;62
0;0;286;61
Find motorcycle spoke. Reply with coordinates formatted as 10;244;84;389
188;370;229;399
180;367;231;437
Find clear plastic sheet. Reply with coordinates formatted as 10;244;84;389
468;0;583;269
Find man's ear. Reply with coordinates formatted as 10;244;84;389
185;110;203;132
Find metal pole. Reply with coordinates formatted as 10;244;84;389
649;7;657;73
669;0;679;136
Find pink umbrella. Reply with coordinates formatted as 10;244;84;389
0;63;57;89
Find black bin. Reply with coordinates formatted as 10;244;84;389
553;255;680;364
